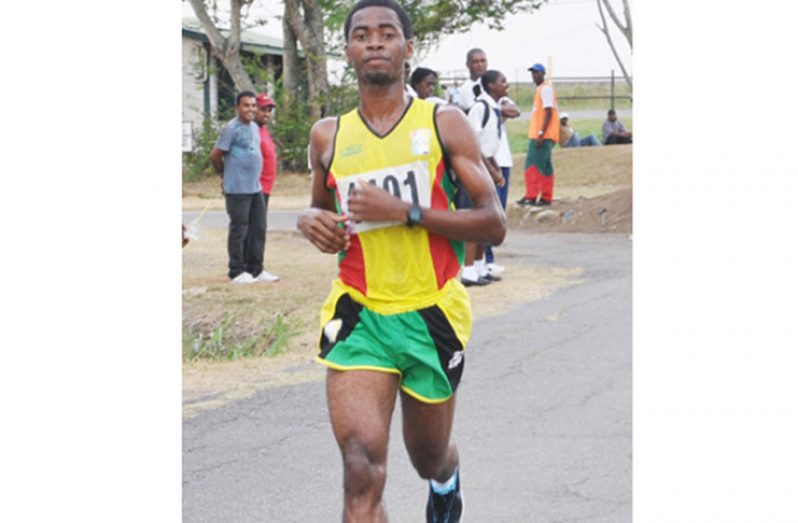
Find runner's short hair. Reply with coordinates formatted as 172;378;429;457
344;0;413;41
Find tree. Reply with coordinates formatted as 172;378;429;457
596;0;632;88
282;0;330;120
186;0;257;92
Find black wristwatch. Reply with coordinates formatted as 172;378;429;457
406;205;423;227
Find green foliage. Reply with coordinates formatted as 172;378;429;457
268;74;360;172
505;116;634;154
182;116;224;182
183;314;302;361
270;83;314;172
242;53;274;92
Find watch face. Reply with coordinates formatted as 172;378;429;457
408;206;422;226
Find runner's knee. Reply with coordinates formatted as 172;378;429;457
408;443;453;480
341;438;387;496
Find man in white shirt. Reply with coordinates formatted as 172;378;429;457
456;48;488;111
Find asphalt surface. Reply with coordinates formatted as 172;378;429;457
183;209;299;233
183;231;632;522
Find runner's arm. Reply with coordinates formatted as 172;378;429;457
297;118;351;254
346;106;506;246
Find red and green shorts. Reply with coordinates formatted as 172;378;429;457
316;280;472;404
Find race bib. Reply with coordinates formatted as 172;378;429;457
337;161;432;233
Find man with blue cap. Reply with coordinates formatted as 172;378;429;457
518;63;559;206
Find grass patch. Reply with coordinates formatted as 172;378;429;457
506;117;633;155
184;313;302;361
182;229;340;364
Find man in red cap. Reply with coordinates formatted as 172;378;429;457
253;93;280;282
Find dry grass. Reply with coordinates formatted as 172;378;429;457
509;143;633;202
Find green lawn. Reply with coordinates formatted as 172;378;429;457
506;116;633;154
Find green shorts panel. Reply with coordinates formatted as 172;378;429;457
317;293;467;403
524;139;555;175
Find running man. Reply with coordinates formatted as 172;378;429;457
296;1;506;521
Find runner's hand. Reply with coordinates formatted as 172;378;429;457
347;180;407;224
297;208;351;254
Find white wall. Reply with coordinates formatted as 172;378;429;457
181;37;206;132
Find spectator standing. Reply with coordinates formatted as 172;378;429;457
518;63;559;206
602;109;633;144
559;113;601;147
456;48;488;110
253;93;280;282
410;67;448;105
209;91;268;284
484;74;520;276
461;70;508;286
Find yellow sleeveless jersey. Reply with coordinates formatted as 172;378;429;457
325;98;464;314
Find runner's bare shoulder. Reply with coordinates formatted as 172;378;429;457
310;117;339;167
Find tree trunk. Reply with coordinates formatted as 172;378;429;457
281;5;300;101
187;0;255;93
302;0;329;119
284;0;329;120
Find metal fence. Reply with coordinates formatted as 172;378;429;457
438;70;632;111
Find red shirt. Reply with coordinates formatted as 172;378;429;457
258;125;277;194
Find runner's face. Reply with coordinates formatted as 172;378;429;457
467;52;487;79
255;105;274;125
345;7;412;86
237;96;257;122
416;74;437;99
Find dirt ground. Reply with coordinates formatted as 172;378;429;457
507;187;632;234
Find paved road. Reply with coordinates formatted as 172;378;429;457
183;209;300;233
183;232;632;522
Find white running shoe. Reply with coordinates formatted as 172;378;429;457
231;272;256;284
255;270;280;282
486;263;505;275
